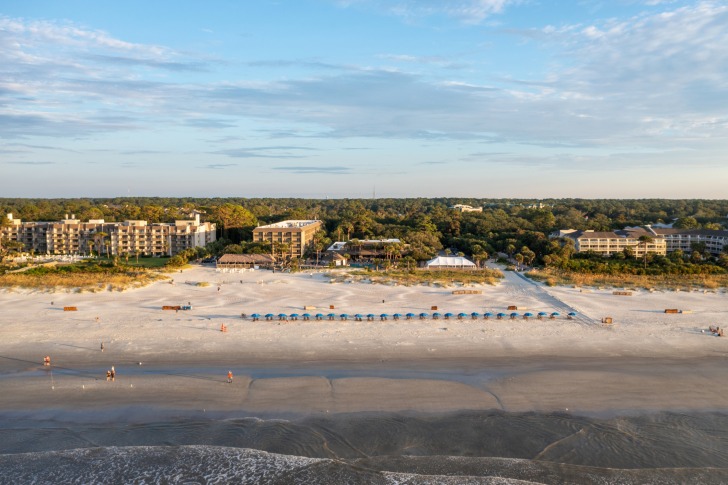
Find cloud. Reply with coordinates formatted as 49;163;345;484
335;0;518;24
215;146;316;159
272;166;352;174
6;161;55;165
202;163;237;169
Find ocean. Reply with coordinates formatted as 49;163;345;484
2;410;727;484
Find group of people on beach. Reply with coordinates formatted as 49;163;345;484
106;366;116;381
709;325;724;337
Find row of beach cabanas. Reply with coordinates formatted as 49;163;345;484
248;311;577;322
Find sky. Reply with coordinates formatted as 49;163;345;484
1;0;727;199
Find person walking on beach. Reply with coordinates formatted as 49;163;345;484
110;366;115;381
227;371;233;383
101;342;104;352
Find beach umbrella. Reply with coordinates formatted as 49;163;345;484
302;313;311;320
367;313;376;321
406;313;415;320
327;313;336;320
340;313;349;320
538;312;548;316
315;313;324;320
354;313;363;321
444;312;453;319
278;313;288;320
380;313;389;320
419;312;428;319
567;311;576;320
551;312;560;317
393;313;402;320
265;313;274;320
251;313;260;321
457;312;467;319
290;313;299;320
510;312;519;319
471;312;480;319
496;312;505;319
432;312;441;319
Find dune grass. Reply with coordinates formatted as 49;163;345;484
0;260;166;290
528;268;728;290
333;268;503;286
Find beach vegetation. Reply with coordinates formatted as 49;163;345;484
339;268;503;286
0;259;165;290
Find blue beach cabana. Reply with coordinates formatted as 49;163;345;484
367;313;375;321
380;313;389;321
251;313;260;321
302;313;311;321
393;313;402;320
327;313;336;321
567;312;577;319
419;312;428;320
509;312;519;320
355;313;363;321
340;313;349;320
432;312;441;319
290;313;299;321
537;312;548;320
406;313;415;320
265;313;274;321
315;313;324;321
550;312;560;319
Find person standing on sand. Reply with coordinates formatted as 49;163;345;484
227;371;233;383
101;342;104;352
110;366;115;381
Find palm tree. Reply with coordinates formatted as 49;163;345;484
88;240;94;258
638;235;654;269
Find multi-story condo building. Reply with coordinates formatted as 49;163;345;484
2;213;216;257
556;226;728;257
252;220;323;259
650;228;728;256
556;229;667;257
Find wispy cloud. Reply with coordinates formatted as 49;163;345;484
6;161;55;165
272;166;352;174
335;0;518;24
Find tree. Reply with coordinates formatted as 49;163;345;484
638;235;654;269
211;203;257;241
674;217;699;229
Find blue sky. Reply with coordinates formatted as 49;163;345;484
2;0;727;198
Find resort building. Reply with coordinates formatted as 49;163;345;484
649;228;728;256
556;226;728;257
557;229;667;257
326;239;405;261
252;220;323;259
450;204;483;213
216;253;275;270
1;213;216;257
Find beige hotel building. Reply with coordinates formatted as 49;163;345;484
252;220;323;259
2;213;216;257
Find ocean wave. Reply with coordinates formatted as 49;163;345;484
1;446;726;485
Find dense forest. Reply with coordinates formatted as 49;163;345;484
2;198;728;273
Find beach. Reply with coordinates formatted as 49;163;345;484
1;265;727;415
2;265;728;483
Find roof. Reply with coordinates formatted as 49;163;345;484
425;256;476;267
217;254;275;264
651;228;728;237
255;220;322;229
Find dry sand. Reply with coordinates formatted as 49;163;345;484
1;265;726;417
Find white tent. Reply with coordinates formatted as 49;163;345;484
424;256;477;269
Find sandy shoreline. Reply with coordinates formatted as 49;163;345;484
1;265;727;418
